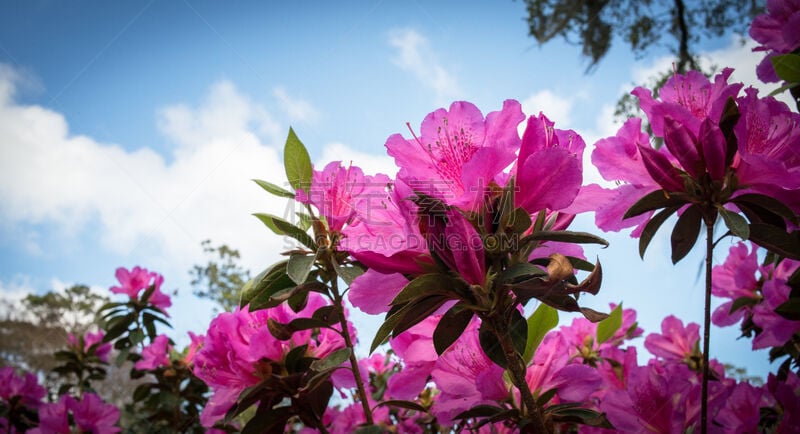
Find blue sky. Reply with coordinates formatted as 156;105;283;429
0;1;786;378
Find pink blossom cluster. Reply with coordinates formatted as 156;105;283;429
750;0;800;82
111;265;172;312
30;393;120;434
67;330;112;363
192;292;351;428
578;68;800;237
712;242;800;349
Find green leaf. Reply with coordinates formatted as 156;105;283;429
768;81;800;97
670;204;703;264
497;263;546;284
775;299;800;321
453;404;507;420
390;273;455;306
596;304;623;344
733;194;799;225
253;179;295;198
624;189;688;219
771;54;800;83
718;97;740;165
719;208;750;240
253;213;317;250
749;224;800;260
374;400;427;412
433;304;474;355
284;127;313;192
335;264;365;286
287;253;316;285
523;230;609;247
523;303;558;364
478;322;506;368
310;347;351;372
371;295;447;353
639;206;680;258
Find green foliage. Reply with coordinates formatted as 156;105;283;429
523;0;759;71
190;240;251;313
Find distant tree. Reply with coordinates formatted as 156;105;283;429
522;0;761;72
190;240;251;313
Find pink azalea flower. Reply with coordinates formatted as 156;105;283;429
387;316;439;400
733;87;800;213
714;381;775;432
193;293;350;427
385;100;525;210
110;266;172;312
422;208;486;286
752;258;800;349
0;367;46;409
67;330;112;363
572;117;670;236
340;178;431;274
31;393;120;434
601;361;695;433
348;269;409;315
296;161;391;233
524;333;601;406
513;113;585;214
430;321;508;425
750;0;800;82
644;315;701;362
767;370;800;431
183;331;204;365
135;334;172;371
559;304;643;363
711;242;761;327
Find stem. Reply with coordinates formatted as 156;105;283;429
330;278;374;425
492;316;549;434
701;219;714;434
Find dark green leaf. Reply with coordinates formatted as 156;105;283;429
390;273;455;306
776;299;800;321
733;194;799;225
392;295;450;337
523;303;558;363
242;404;291;434
718;96;740;166
510;309;528;356
497;263;546;284
374;400;427;412
639;205;680;258
287;253;316;285
284;127;313;191
253;178;296;198
670;204;703;264
596;304;623;344
335;264;365;286
253;213;317;250
749;224;800;260
310;347;351;372
433;304;474;355
454;404;507;420
624;189;688;219
566;256;596;272
729;296;759;314
719;208;750;240
771;54;800;82
537;388;558;407
354;426;385;434
478;322;507;368
267;318;295;340
523;230;609;247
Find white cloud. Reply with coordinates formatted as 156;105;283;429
273;86;320;124
0;71;297;277
520;89;574;128
319;142;397;178
388;28;463;105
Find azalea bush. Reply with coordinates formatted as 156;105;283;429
2;3;800;433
